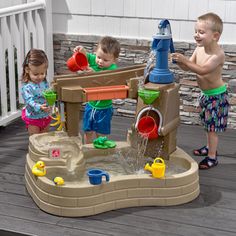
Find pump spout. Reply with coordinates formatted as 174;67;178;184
158;19;171;35
158;19;170;29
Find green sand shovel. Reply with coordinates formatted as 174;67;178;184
93;136;116;149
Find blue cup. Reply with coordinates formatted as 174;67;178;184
87;168;110;185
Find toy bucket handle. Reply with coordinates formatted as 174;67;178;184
154;157;165;164
135;107;162;134
102;171;110;182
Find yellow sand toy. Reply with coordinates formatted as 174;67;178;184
144;157;166;178
50;102;66;131
32;161;46;177
53;177;65;185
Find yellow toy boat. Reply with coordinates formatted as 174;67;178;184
32;161;46;177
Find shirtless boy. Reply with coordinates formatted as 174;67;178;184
172;12;229;169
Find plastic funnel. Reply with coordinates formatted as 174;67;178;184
137;116;158;139
43;90;57;106
138;89;160;104
66;52;88;72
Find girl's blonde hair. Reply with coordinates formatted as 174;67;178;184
198;12;223;35
21;49;48;83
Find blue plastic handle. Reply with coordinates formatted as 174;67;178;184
102;172;110;182
158;19;170;29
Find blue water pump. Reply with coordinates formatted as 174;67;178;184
149;19;175;84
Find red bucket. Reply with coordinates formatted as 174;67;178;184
66;52;88;72
137;116;158;139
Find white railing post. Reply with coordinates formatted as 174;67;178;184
41;0;54;81
0;17;8;119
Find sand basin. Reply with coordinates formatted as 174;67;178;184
25;131;199;217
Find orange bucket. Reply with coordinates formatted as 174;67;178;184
137;116;158;139
66;52;88;72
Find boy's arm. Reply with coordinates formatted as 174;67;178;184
73;46;95;72
172;50;224;75
171;50;196;71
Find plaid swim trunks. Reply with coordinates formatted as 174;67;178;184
199;91;229;132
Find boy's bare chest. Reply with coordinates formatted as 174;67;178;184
196;50;213;66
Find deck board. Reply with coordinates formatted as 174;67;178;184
0;116;236;236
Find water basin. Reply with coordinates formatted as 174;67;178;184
25;131;199;217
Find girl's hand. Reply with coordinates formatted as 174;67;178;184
40;104;51;113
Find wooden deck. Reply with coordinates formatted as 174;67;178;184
0;116;236;236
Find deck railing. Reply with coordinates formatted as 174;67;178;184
0;0;53;126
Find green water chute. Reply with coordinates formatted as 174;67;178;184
138;89;160;105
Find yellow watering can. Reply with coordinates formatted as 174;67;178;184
144;157;166;178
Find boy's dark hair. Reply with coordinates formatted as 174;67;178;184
198;12;223;35
98;36;120;59
22;48;48;83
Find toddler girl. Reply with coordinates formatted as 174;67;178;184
21;49;51;135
